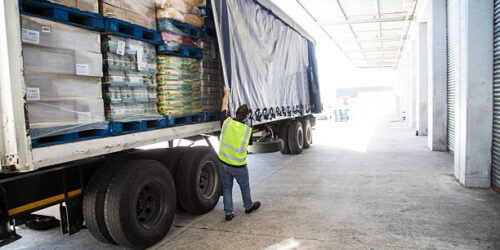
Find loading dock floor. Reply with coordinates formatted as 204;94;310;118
8;120;500;249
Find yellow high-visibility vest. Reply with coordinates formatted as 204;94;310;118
218;118;252;166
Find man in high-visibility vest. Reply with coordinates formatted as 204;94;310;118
219;87;261;221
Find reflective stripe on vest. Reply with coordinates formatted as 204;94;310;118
218;118;251;166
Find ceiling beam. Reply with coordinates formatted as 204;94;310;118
319;16;413;25
295;0;355;63
344;47;401;53
334;0;369;63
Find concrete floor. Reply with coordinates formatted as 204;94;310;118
7;119;500;249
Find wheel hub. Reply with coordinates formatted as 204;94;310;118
198;161;218;199
136;182;166;229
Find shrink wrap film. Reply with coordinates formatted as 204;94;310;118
102;35;160;120
21;15;101;53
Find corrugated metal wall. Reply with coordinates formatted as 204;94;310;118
446;0;459;154
492;0;500;188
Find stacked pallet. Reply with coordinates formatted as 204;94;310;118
99;0;156;30
156;56;201;115
21;15;106;139
199;35;223;112
155;0;205;116
156;0;205;27
102;35;159;121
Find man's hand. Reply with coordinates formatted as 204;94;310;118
221;87;230;112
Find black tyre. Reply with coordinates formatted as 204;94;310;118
279;122;291;154
288;120;304;154
248;138;283;153
302;119;312;149
104;160;176;249
25;215;59;231
176;146;221;214
83;163;121;244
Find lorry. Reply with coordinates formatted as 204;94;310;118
0;0;322;248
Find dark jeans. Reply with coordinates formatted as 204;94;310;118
219;162;253;215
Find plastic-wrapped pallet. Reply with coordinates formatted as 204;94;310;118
156;55;201;115
47;0;99;13
156;0;205;27
102;35;159;121
199;35;223;112
99;0;156;30
20;15;105;138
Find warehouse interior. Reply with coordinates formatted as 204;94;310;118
4;0;500;249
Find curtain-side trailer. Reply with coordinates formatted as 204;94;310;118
0;0;321;248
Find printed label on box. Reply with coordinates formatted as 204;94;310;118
76;64;90;75
117;41;125;56
26;88;40;101
77;112;92;122
41;26;51;33
21;29;39;44
115;109;126;115
136;47;147;71
129;76;142;84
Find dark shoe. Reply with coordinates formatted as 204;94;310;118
245;201;261;214
225;214;234;221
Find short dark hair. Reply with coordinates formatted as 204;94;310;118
235;104;249;122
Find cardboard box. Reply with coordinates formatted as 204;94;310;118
21;15;101;53
24;73;102;101
99;0;156;30
23;45;103;77
47;0;99;13
28;99;105;127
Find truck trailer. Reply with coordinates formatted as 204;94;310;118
0;0;322;248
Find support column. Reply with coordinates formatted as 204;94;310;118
408;41;417;128
454;0;493;187
427;0;447;151
416;22;428;136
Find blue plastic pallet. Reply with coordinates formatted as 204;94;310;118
19;0;103;31
31;122;110;148
158;44;203;58
156;18;206;38
166;114;203;127
110;117;167;135
103;18;161;44
202;112;220;122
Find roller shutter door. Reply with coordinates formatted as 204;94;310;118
492;0;500;188
446;0;459;154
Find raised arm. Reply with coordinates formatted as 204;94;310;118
221;87;230;112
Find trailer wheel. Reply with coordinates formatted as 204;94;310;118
279;122;291;154
248;138;283;153
302;119;312;149
288;120;304;154
83;163;121;244
104;160;176;249
176;146;221;214
25;215;59;231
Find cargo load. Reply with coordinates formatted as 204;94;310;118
155;0;205;27
199;35;223;112
99;0;156;30
156;55;201;115
20;15;105;137
101;35;159;120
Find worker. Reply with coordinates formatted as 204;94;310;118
219;87;261;221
